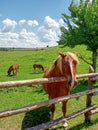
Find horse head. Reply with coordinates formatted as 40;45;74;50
8;70;11;76
56;52;79;89
43;51;79;121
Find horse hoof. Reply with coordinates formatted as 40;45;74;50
62;122;68;130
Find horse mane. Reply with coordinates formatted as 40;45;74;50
66;52;79;64
51;52;79;74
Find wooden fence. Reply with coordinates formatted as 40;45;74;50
0;66;98;130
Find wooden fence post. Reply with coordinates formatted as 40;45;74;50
84;65;94;123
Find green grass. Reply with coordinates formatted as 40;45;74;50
0;45;98;130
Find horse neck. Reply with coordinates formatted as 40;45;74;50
8;70;11;75
42;67;44;71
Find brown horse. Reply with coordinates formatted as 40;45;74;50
8;64;19;76
43;52;79;122
33;63;44;72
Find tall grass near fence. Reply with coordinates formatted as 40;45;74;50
0;45;98;130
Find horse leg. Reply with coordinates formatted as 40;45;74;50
15;69;17;75
62;101;67;116
62;101;68;129
12;70;14;75
51;103;55;120
13;70;16;76
15;68;18;76
35;67;37;73
33;67;35;73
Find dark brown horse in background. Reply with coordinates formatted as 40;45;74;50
43;52;79;127
8;64;19;76
33;63;44;72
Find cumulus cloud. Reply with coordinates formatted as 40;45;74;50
0;30;41;48
38;26;58;42
19;28;36;40
59;18;64;26
18;28;42;47
27;20;39;27
0;16;62;48
2;18;17;33
19;19;26;25
0;32;19;47
38;16;61;43
44;16;59;30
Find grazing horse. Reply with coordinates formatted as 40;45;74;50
43;52;79;122
33;63;44;72
8;64;19;76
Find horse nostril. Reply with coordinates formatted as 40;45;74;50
68;80;77;87
68;80;72;86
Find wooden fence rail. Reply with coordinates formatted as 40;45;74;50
0;67;98;129
0;73;98;89
25;105;97;130
0;88;98;118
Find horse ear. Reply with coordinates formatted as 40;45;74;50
75;52;79;57
59;52;65;58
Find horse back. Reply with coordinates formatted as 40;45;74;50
8;65;13;72
8;64;19;71
33;63;44;71
15;64;19;69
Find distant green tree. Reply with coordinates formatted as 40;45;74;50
58;0;98;72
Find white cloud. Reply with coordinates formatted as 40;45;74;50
38;26;58;42
27;20;39;27
0;32;19;47
19;19;26;25
0;16;62;48
18;28;42;48
0;30;41;48
19;28;36;40
59;18;64;26
44;16;59;30
38;16;60;44
2;18;17;33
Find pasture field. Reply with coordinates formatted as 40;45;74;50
0;45;98;130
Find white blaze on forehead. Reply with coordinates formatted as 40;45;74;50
68;59;75;87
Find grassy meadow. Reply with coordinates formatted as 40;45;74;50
0;45;98;130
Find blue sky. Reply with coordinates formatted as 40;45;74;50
0;0;73;48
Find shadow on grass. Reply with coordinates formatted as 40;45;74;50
21;106;51;130
68;118;98;130
30;71;44;74
71;79;88;94
21;111;98;130
21;79;98;130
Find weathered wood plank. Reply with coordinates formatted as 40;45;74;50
25;105;96;130
85;66;94;123
90;107;98;115
76;73;98;79
0;89;98;118
0;73;98;88
0;77;66;88
92;76;98;81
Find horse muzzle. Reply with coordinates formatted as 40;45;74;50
68;80;77;89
